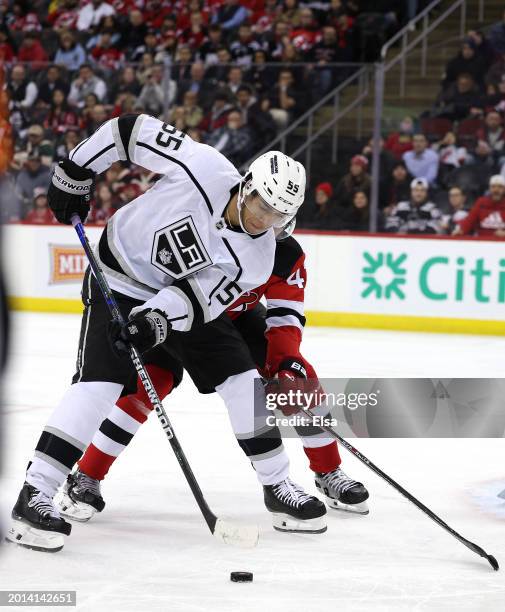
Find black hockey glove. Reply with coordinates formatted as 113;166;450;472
277;357;308;380
48;159;95;224
109;309;171;355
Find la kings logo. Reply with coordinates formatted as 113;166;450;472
152;216;212;279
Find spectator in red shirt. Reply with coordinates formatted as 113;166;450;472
250;0;282;35
48;0;79;32
176;0;210;32
0;27;16;64
8;3;42;32
142;0;174;30
23;189;56;225
44;89;79;137
180;11;208;51
289;7;321;58
384;116;415;160
90;32;125;75
454;175;505;237
17;33;48;70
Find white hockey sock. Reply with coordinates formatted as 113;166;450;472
26;381;123;497
216;370;290;486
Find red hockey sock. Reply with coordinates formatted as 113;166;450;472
78;365;174;480
78;444;118;481
304;441;342;474
117;365;174;422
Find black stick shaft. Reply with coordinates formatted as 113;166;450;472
71;215;217;533
306;410;498;570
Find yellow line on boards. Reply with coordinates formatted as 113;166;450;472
8;298;505;336
9;297;83;314
305;311;505;336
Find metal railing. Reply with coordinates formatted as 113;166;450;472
380;0;470;98
369;0;486;231
240;63;370;179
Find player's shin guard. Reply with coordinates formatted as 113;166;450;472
216;370;290;486
59;366;174;521
26;382;123;499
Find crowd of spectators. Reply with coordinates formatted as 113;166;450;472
1;0;411;226
4;0;501;237
300;10;505;236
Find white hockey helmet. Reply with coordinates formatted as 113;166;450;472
245;151;306;216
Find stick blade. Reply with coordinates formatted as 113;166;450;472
213;518;259;548
488;555;500;571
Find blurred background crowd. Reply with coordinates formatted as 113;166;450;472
2;0;505;237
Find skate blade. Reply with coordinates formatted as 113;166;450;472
271;513;327;534
326;499;369;515
5;520;65;553
54;491;97;523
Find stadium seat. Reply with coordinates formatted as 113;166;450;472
456;118;485;149
420;118;453;143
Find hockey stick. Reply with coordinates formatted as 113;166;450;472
71;215;259;548
301;405;499;571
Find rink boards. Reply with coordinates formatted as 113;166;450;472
4;224;505;335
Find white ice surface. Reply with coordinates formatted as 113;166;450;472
1;313;504;611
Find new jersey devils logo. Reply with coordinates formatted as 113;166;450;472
229;290;260;313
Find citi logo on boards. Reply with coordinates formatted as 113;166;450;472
361;251;505;304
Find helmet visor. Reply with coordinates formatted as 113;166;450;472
243;192;293;230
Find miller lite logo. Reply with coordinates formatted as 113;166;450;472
49;244;87;284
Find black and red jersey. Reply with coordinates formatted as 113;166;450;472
227;236;310;376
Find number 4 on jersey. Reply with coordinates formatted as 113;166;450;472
287;268;305;289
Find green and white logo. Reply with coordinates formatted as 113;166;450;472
361;252;407;299
359;247;505;307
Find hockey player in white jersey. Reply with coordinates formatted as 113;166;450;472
6;114;327;553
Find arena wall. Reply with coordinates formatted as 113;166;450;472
5;224;505;335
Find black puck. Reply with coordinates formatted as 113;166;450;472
230;571;253;583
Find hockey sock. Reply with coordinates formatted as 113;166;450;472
26;381;123;497
78;365;174;480
303;441;341;474
216;369;290;486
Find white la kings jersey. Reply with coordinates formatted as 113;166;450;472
69;113;276;331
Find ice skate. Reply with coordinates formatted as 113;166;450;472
264;477;327;533
5;483;71;552
55;469;105;522
315;467;369;515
